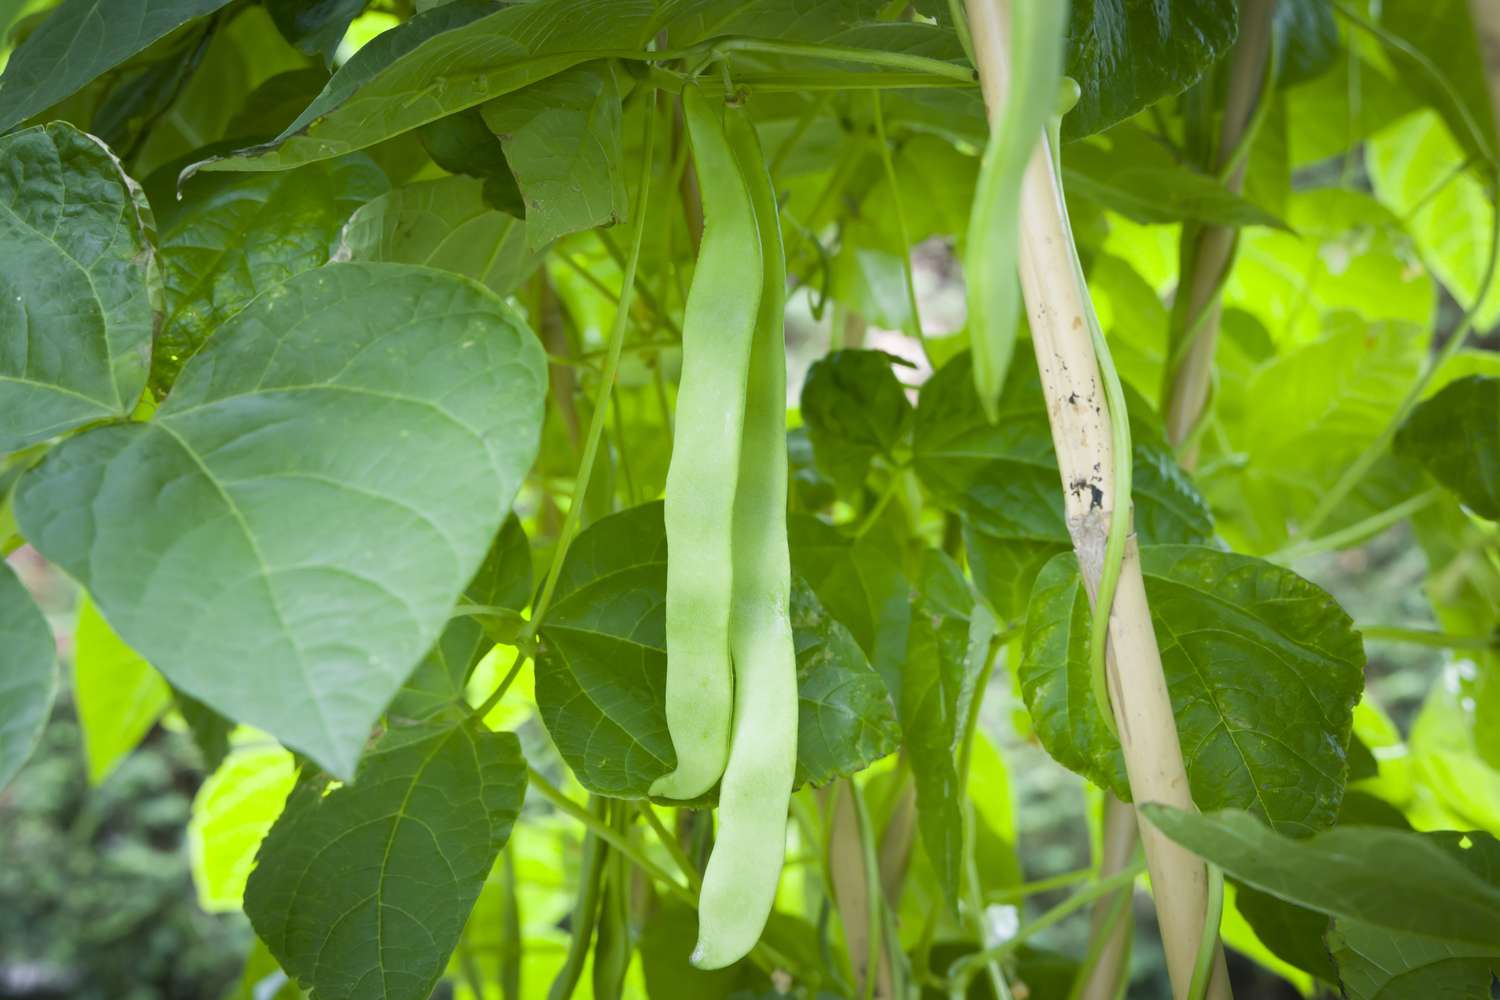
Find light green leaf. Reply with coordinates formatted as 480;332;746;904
245;718;527;1000
391;514;531;721
480;61;626;250
15;262;548;778
0;123;156;451
188;742;298;912
533;502;900;797
0;0;235;132
914;351;1212;617
201;0;659;173
1022;546;1364;834
153;155;388;390
1062;0;1238;140
73;594;171;785
1395;375;1500;519
0;559;56;791
1330;918;1500;1000
336;174;543;296
1143;806;1500;950
1368;112;1500;332
798;349;913;491
1064;124;1287;229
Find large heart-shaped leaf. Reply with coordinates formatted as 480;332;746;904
1396;375;1500;520
0;0;235;132
15;262;547;777
245;718;527;1000
0;123;157;451
533;502;899;797
1022;545;1365;835
0;560;57;791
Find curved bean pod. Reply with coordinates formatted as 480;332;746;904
691;103;798;971
652;84;765;800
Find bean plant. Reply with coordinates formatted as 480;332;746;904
1;0;1498;998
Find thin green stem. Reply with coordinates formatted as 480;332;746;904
985;867;1093;903
854;475;902;538
1066;886;1133;1000
947;862;1147;1000
526;99;658;637
642;805;702;891
703;36;977;83
1270;489;1439;562
963;802;1013;1000
770;93;831;176
472;649;530;720
848;781;885;1000
870;90;932;363
1359;624;1499;651
1186;864;1224;1000
948;0;976;66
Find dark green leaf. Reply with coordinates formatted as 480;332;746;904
266;0;366;65
1377;0;1498;165
415;109;515;195
480;61;626;249
201;0;655;173
1395;376;1500;519
0;0;235;132
799;349;913;490
152;155;388;390
0;123;156;451
15;262;547;778
1063;124;1287;229
1061;0;1238;140
0;560;57;791
245;718;527;1000
391;515;531;721
1273;0;1338;87
1233;884;1337;983
91;24;215;156
533;502;899;797
336;175;543;297
1022;546;1364;833
914;351;1212;618
1329;918;1500;999
174;688;232;771
1145;806;1500;951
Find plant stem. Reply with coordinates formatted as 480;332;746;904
1359;625;1499;651
699;36;977;84
642;804;702;891
1270;489;1439;563
526;96;658;637
870;90;932;364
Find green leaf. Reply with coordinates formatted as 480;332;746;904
1022;546;1364;833
913;351;1212;618
1329;918;1500;999
0;559;56;791
200;0;657;173
245;718;527;1000
479;61;626;250
1232;884;1336;983
1395;375;1500;519
391;514;531;721
336;174;543;297
1273;0;1338;87
266;0;366;64
533;502;900;797
0;123;156;451
798;349;913;491
153;155;388;390
1376;0;1498;165
14;262;547;778
902;550;995;907
1063;124;1287;229
1061;0;1238;140
226;937;306;1000
791;576;901;788
1142;806;1500;950
188;743;299;911
73;594;172;785
1368;112;1500;332
0;0;235;132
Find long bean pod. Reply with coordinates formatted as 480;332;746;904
652;84;766;800
691;103;798;970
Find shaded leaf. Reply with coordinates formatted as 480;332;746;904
152;155;387;390
0;0;235;132
533;502;899;797
1396;375;1500;519
245;718;527;1000
0;123;156;451
1329;918;1500;999
266;0;366;64
73;593;172;785
1273;0;1338;87
1376;0;1497;165
0;560;56;791
1144;807;1500;950
798;349;913;491
336;174;542;296
1022;546;1364;834
15;262;547;778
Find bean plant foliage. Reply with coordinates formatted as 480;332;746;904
0;0;1498;998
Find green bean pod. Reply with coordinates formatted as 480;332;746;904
691;105;798;971
651;84;765;801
